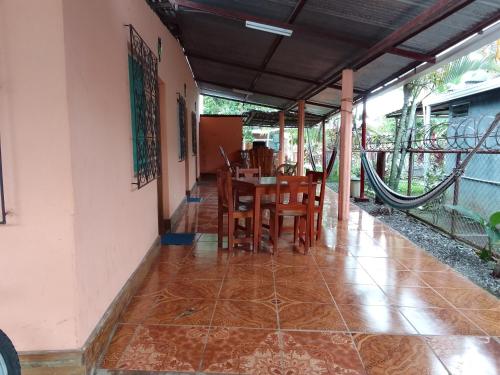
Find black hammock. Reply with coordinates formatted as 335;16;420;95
358;113;499;210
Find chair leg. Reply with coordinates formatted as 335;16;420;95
304;215;310;254
273;213;279;255
278;216;284;237
228;214;234;252
316;210;323;241
293;217;298;244
217;208;223;248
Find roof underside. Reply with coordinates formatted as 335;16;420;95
147;0;500;117
243;110;323;128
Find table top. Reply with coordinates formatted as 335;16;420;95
233;176;317;187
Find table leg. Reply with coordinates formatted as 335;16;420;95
253;187;261;252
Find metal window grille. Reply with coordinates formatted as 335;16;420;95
128;25;161;189
0;136;6;224
178;95;186;161
191;111;197;155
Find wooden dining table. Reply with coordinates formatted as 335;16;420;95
232;176;314;252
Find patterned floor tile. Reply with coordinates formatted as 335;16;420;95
278;302;347;331
320;267;375;285
281;331;365;375
426;335;500;375
276;281;332;303
399;307;485;335
338;304;417;334
381;286;452;308
144;299;216;326
202;327;281;374
328;283;390;306
211;300;278;329
116;325;208;372
459;309;500;336
101;324;137;369
433;288;500;310
354;334;448;374
219;279;274;301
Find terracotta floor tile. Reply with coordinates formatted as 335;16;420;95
312;244;351;256
211;300;278;329
399;307;485;335
426;336;500;375
144;299;215;326
278;302;347;331
226;264;274;282
397;256;450;271
227;252;273;266
348;246;390;258
338;304;417;334
313;253;361;268
174;263;227;280
384;247;429;258
459;309;500;336
119;295;158;324
281;331;365;375
354;334;448;374
274;265;321;283
272;252;316;267
154;279;222;300
116;325;208;372
320;267;375;285
101;324;137;368
381;286;452;308
276;281;332;303
202;327;281;374
356;257;407;271
219;279;274;301
368;269;427;287
414;270;477;289
328;284;390;306
434;288;500;310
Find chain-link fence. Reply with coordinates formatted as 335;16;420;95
326;115;500;252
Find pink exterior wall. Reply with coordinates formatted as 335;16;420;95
0;0;199;351
0;0;79;350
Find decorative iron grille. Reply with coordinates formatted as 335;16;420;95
191;111;197;155
178;95;186;161
128;25;161;189
0;136;6;224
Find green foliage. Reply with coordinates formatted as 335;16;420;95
202;96;274;115
446;205;500;260
242;127;254;144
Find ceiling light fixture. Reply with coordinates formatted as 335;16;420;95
233;88;253;96
245;21;293;37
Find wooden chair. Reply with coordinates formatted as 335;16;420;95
248;147;274;176
275;163;297;176
304;170;327;241
235;166;261;178
216;169;254;251
268;175;314;254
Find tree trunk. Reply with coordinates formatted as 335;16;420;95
388;84;411;189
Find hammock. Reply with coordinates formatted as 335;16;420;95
358;113;499;210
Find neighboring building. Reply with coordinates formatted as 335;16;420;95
422;77;500;219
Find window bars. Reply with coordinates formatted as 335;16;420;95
191;111;197;156
178;95;187;161
128;24;161;189
0;135;5;224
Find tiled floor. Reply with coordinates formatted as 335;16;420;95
99;181;500;374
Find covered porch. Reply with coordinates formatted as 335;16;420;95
100;179;498;374
0;1;499;375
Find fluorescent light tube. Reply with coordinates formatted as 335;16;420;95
233;88;253;96
245;21;293;37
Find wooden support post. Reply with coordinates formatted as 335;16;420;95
297;100;305;176
279;111;285;165
322;119;326;171
375;151;386;205
338;69;354;221
355;97;369;202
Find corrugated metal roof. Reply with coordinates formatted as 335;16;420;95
148;0;500;114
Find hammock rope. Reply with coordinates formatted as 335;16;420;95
356;113;500;210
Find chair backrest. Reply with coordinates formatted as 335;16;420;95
236;166;261;178
219;145;232;168
275;174;314;212
216;168;234;211
275;163;297;176
248;147;274;176
306;170;327;209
